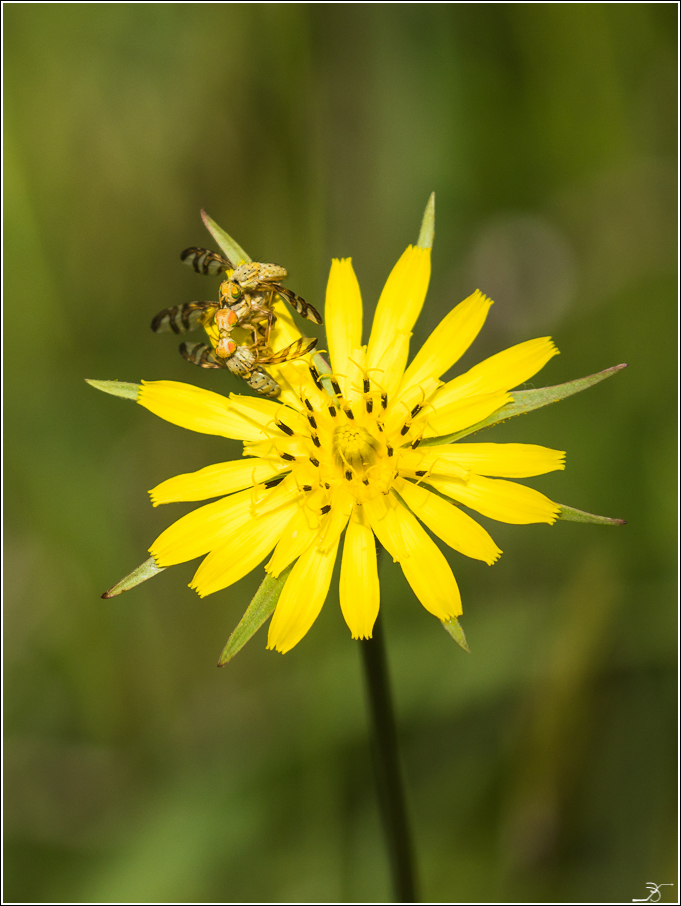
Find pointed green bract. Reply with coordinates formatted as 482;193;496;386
102;556;165;598
417;192;435;250
218;563;294;666
201;209;251;267
442;617;470;652
423;363;627;446
86;379;140;401
557;504;626;526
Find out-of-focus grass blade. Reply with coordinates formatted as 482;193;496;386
442;617;470;652
557;504;626;526
423;363;628;446
102;556;165;598
201;210;251;266
218;563;294;666
417;192;435;249
86;379;140;401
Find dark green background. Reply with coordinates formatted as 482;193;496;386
4;4;677;903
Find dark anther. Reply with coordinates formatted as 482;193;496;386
415;470;427;477
301;485;313;492
307;414;317;430
345;407;355;420
363;378;370;394
387;445;393;457
280;452;296;462
328;405;337;417
376;422;383;432
410;403;423;418
411;437;422;449
304;397;314;411
309;365;323;391
331;379;342;397
277;420;294;436
311;434;321;448
345;470;353;481
324;482;331;489
365;398;373;414
320;504;331;515
363;479;370;486
264;476;285;489
381;393;388;410
310;457;320;467
400;423;411;436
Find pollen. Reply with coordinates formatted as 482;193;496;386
332;424;380;472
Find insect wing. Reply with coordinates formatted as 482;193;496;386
180;247;233;275
179;342;225;369
259;337;318;365
272;284;323;325
151;301;218;334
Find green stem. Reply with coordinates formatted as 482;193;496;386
360;611;418;902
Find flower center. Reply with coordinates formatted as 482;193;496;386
333;424;379;473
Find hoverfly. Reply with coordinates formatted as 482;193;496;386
151;246;322;396
180;246;322;342
151;297;318;397
179;336;318;398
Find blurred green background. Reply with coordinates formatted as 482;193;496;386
4;4;677;903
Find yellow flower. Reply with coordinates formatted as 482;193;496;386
136;239;566;654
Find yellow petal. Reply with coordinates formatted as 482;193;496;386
395;477;501;564
228;394;290;431
366;492;460;620
138;380;270;441
266;506;321;577
374;330;412;400
149;458;287;506
433;337;559;408
367;246;431;375
343;346;367;407
363;492;412;561
339;505;379;639
436;443;566;477
277;359;327;413
325;259;363;393
398;448;469;482
267;536;340;653
267;299;314;408
150;480;297;566
385;376;441;436
425;390;511;437
399;290;493;394
428;474;560;524
269;297;302;348
189;496;298;597
316;487;352;553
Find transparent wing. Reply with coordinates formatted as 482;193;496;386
179;341;226;369
151;302;218;334
258;337;318;364
272;284;323;325
180;247;233;275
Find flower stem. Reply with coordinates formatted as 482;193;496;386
360;611;418;902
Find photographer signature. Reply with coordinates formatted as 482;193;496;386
632;882;674;903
